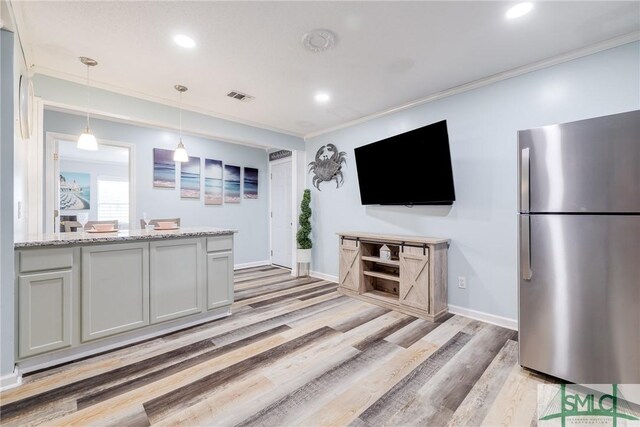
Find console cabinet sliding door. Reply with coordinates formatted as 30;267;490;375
339;239;361;293
399;247;430;311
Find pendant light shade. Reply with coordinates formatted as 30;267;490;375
173;140;188;162
77;128;98;151
77;57;98;151
173;84;189;162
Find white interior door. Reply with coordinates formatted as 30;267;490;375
270;159;292;268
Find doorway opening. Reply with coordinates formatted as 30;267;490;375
45;133;135;233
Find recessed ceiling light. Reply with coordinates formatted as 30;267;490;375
174;34;196;49
314;92;331;104
506;2;533;19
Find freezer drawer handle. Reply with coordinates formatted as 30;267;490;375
521;147;530;213
522;216;533;280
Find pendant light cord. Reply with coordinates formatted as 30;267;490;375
179;91;183;141
86;64;91;129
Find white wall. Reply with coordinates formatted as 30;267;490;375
44;109;271;266
306;42;640;322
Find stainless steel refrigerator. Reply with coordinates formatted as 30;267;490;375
518;110;640;384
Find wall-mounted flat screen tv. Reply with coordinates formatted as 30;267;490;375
354;120;455;205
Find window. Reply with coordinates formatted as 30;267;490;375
97;177;129;228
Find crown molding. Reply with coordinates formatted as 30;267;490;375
304;31;640;139
33;66;305;139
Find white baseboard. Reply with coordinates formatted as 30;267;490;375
310;270;339;283
448;304;518;331
234;260;271;270
308;270;517;330
0;367;22;391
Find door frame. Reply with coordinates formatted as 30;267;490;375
44;132;136;233
268;154;298;275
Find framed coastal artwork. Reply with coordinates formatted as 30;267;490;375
59;172;91;210
224;164;241;203
153;148;176;188
180;156;201;199
204;159;223;205
243;167;258;199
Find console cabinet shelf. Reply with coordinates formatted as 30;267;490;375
338;232;449;321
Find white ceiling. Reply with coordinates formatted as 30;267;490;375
14;1;640;136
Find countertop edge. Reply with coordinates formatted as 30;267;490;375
15;229;238;249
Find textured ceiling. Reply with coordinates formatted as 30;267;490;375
15;1;640;136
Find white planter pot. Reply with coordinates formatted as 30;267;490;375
297;248;312;264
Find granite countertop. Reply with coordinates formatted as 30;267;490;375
15;227;237;249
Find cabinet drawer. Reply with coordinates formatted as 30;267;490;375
207;235;233;252
19;248;74;273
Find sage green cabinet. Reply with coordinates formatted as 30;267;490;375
18;270;72;358
81;242;150;342
150;238;204;324
206;251;234;310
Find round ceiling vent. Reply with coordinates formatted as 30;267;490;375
302;29;336;53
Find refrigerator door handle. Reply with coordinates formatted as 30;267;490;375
521;147;530;213
521;215;533;280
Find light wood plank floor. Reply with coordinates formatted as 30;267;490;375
0;266;554;426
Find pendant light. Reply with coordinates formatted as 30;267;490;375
77;57;98;151
173;84;189;162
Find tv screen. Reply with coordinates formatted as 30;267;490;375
354;120;455;205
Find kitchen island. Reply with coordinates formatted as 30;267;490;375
14;227;236;372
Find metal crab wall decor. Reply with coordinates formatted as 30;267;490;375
308;144;347;191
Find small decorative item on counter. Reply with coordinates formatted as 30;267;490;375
380;244;391;260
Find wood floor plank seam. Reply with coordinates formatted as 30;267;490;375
75;324;292;410
142;326;341;424
355;331;473;426
248;283;337;308
386;326;518;426
354;316;417;351
235;339;403;427
446;339;520;427
234;277;322;301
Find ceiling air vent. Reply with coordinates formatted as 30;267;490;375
226;90;254;102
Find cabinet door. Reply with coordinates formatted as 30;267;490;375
19;270;72;358
399;248;430;312
82;243;149;341
206;251;234;310
150;239;204;323
339;240;361;293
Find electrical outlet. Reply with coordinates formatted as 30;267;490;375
458;276;466;289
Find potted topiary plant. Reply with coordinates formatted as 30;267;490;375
296;189;312;274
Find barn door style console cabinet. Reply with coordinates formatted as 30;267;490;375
338;232;450;321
